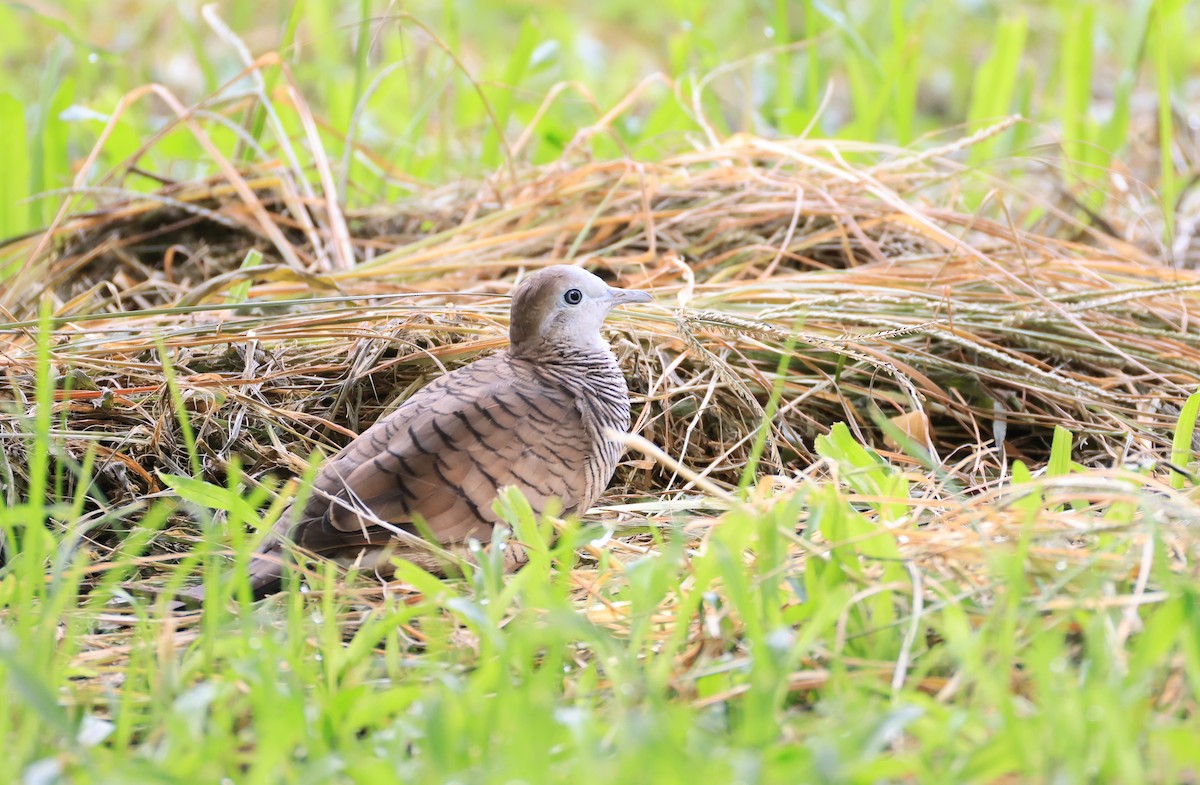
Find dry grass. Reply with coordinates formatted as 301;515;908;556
4;126;1199;515
0;69;1197;631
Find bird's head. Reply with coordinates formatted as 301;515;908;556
508;265;652;357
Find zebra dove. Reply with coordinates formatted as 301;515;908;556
187;265;651;601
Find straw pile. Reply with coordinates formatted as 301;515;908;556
2;130;1198;553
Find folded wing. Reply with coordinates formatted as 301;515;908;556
289;355;594;558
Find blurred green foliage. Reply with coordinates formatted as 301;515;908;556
0;0;1196;226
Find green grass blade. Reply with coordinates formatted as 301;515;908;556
1169;391;1200;489
1060;3;1094;171
967;13;1027;164
0;93;30;241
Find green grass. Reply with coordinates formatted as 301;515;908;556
0;1;1196;232
4;392;1198;782
3;2;1200;783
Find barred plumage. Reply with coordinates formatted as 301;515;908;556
184;265;651;601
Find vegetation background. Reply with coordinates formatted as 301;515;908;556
1;1;1199;783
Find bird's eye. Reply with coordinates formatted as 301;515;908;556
563;288;583;305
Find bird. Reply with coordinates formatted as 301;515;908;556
184;265;652;602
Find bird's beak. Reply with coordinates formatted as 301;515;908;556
607;287;653;306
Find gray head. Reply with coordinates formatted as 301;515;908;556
508;265;652;357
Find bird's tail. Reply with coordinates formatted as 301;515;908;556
243;542;286;598
176;530;289;608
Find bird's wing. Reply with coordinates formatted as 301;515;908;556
290;355;594;553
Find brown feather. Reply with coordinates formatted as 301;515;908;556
183;265;650;603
